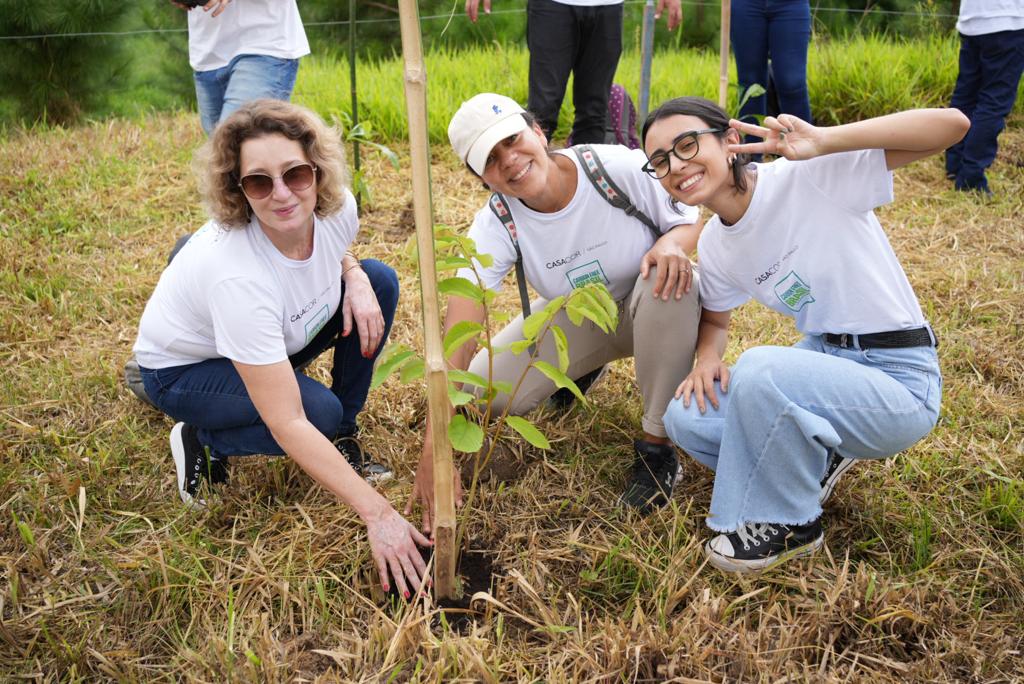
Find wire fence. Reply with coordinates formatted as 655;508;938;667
0;1;957;42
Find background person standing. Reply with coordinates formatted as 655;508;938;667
465;0;681;144
180;0;310;136
731;0;813;161
945;0;1024;195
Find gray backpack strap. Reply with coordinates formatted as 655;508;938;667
487;192;532;319
572;144;662;243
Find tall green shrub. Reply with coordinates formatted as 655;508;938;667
0;0;134;124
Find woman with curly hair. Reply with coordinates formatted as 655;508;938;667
133;99;430;597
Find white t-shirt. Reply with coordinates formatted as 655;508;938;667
552;0;623;6
957;0;1024;35
187;0;310;72
134;190;359;368
696;149;926;335
458;146;699;302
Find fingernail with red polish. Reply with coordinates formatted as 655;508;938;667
383;583;389;592
404;590;410;599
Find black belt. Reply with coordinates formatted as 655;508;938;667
823;327;937;350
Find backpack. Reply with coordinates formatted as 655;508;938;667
487;144;661;321
604;84;640;149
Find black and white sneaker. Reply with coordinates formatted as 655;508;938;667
335;432;393;485
619;440;681;514
705;519;824;574
170;422;227;507
819;450;856;505
547;364;609;411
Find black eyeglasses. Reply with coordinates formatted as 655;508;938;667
642;129;723;179
238;163;317;200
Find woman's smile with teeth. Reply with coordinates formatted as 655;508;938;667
679;172;703;191
510;161;531;182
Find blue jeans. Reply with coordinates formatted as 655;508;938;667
139;259;399;459
731;0;812;159
946;29;1024;193
194;54;301;136
663;335;941;532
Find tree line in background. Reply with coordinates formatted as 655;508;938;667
0;0;959;126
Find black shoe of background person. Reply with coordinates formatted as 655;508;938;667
547;364;610;411
335;430;393;485
619;439;680;514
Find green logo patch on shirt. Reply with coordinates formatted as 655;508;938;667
304;304;330;344
565;260;609;290
774;271;815;312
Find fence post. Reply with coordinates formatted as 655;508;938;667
349;0;361;209
639;0;656;122
719;0;731;108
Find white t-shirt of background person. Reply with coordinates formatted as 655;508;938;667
696;149;927;336
134;189;358;369
187;0;310;72
551;0;623;6
457;146;699;302
956;0;1024;36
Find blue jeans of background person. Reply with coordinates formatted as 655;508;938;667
194;54;301;136
663;335;941;533
139;259;399;460
526;0;623;144
731;0;812;159
945;29;1024;193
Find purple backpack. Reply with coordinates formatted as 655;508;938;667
605;84;640;149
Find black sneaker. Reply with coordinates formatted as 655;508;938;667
705;518;824;574
547;364;609;411
619;440;680;514
335;432;393;485
170;422;227;507
819;450;856;505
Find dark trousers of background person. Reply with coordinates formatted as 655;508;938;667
139;260;399;459
945;29;1024;193
731;0;812;159
526;0;623;144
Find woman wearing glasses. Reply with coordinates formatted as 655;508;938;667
133;99;431;598
641;97;968;574
408;93;703;532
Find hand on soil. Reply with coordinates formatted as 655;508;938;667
365;507;432;595
406;450;464;535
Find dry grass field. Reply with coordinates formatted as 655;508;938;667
1;111;1022;682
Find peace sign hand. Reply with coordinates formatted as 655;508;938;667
727;114;824;161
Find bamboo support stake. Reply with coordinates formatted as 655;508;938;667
719;0;731;109
397;0;457;599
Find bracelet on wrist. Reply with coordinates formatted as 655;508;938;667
342;262;364;278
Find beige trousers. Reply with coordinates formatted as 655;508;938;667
468;268;701;437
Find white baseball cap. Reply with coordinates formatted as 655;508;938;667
448;93;528;176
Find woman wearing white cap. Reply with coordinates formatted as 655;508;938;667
406;93;703;530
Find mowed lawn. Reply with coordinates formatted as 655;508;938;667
1;110;1022;682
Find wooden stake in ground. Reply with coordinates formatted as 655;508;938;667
719;0;731;109
396;0;458;599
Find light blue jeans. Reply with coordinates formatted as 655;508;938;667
194;54;300;136
663;335;941;532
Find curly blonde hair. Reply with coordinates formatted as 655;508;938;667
196;99;349;227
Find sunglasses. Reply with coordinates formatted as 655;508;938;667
642;129;723;179
238;163;317;200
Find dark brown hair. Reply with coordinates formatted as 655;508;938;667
641;96;752;193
